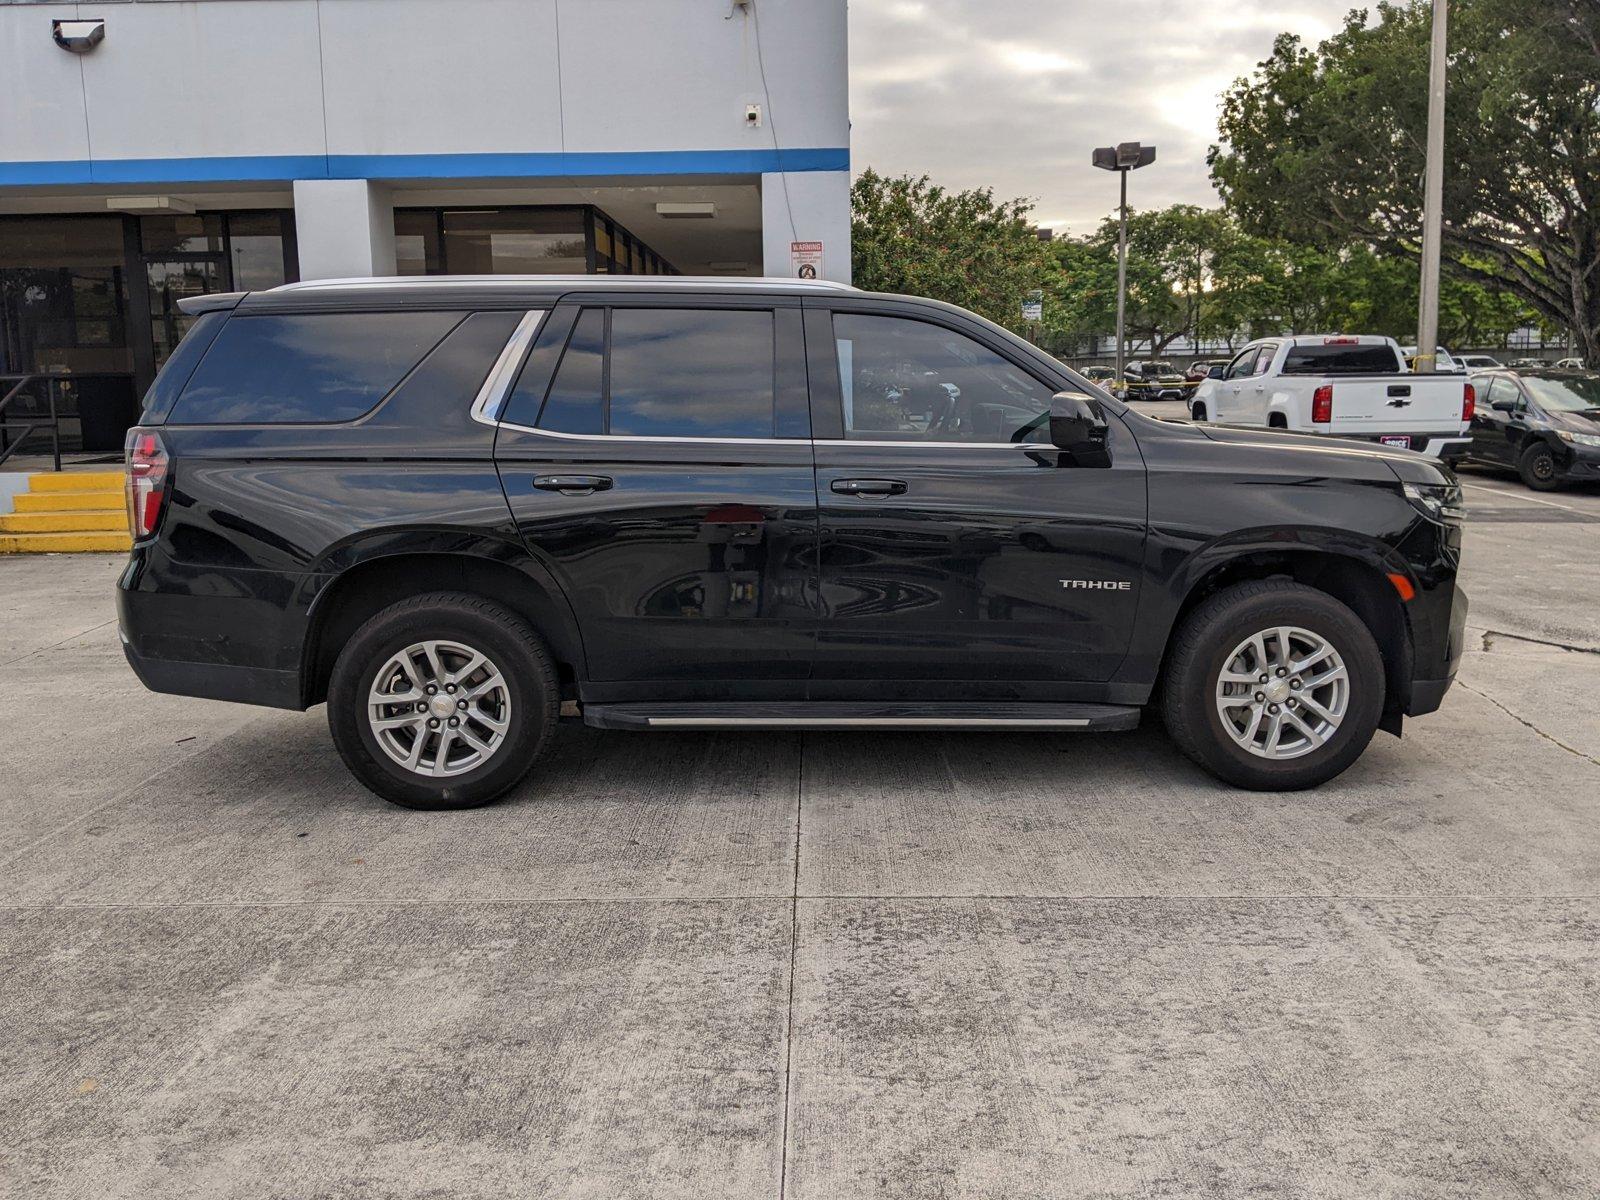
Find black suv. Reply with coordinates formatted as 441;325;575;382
119;277;1467;808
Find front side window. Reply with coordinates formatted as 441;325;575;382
170;311;458;424
1224;347;1259;380
832;314;1054;443
1482;376;1516;409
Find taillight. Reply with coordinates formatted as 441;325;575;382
1462;382;1476;423
125;429;169;540
1311;385;1333;424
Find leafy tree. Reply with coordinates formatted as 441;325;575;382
1048;206;1236;355
1210;0;1600;363
850;168;1055;333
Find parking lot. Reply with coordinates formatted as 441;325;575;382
3;465;1599;1198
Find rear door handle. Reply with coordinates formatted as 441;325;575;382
532;474;612;495
831;478;907;496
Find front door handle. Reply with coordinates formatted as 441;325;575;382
831;478;907;497
532;474;613;495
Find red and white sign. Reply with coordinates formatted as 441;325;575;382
790;240;823;279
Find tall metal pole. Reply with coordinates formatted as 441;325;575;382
1416;0;1448;372
1115;168;1129;382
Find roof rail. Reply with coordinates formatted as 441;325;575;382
270;274;859;294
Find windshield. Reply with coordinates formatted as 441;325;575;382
1280;344;1401;375
1147;361;1179;374
1524;375;1600;412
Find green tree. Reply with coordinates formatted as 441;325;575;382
1048;206;1236;355
1210;0;1600;363
850;168;1055;333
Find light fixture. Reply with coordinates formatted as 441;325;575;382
106;196;197;214
52;20;105;53
655;202;718;219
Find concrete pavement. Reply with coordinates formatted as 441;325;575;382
2;473;1598;1198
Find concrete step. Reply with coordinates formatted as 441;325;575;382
27;470;123;493
13;490;124;513
0;530;131;554
0;510;128;533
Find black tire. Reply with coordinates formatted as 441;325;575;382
1159;580;1385;791
1190;401;1208;422
327;592;559;809
1517;441;1563;491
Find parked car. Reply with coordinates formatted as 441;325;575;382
1509;358;1548;370
1456;354;1503;371
1081;365;1118;389
1400;344;1465;373
1555;357;1586;370
1187;359;1229;382
1122;359;1195;401
119;277;1466;807
1455;369;1600;490
1188;335;1474;457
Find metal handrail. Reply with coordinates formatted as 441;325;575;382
0;373;62;472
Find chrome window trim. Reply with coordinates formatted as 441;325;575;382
493;422;1053;450
470;309;547;427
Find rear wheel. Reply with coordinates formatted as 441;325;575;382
1160;580;1384;790
1517;441;1562;491
328;592;558;809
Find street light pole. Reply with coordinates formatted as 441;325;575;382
1416;0;1448;372
1115;169;1129;383
1093;142;1156;386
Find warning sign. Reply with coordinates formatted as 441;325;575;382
790;241;823;280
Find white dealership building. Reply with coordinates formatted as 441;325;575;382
0;0;850;441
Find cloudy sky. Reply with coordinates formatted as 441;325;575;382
849;0;1353;236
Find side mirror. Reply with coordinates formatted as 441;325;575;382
1208;365;1226;378
1050;391;1109;455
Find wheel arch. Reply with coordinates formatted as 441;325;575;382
1155;543;1412;727
299;551;587;707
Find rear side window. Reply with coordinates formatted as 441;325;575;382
537;308;605;434
608;308;774;438
506;306;779;438
1280;343;1401;375
170;311;459;424
140;309;226;421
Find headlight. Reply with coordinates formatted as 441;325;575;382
1402;481;1465;523
1556;430;1600;448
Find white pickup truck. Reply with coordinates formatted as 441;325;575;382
1189;335;1474;458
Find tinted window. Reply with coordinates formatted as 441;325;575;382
140;309;225;419
608;308;775;438
1279;343;1401;375
172;311;458;424
536;308;605;434
832;314;1054;443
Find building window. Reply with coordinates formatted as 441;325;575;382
394;206;676;278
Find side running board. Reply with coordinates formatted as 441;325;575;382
582;702;1140;732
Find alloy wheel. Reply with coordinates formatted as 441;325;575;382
367;639;512;777
1213;626;1349;760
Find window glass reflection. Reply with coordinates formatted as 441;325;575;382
609;308;774;438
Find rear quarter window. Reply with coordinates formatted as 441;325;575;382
170;311;460;424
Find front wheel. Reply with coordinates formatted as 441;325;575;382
1517;441;1562;491
327;592;559;809
1160;580;1385;790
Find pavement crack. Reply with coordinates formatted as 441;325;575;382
1478;628;1600;656
1458;680;1600;767
778;730;803;1200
